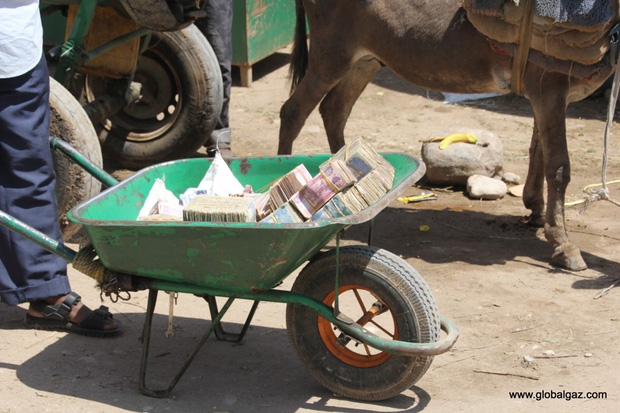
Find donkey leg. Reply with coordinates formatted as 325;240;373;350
278;78;327;154
527;81;587;271
318;57;383;153
278;59;357;154
522;121;545;227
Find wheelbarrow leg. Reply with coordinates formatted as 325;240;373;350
138;289;236;397
203;295;259;343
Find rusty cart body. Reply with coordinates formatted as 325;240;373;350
0;139;459;401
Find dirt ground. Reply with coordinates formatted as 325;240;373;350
2;46;620;412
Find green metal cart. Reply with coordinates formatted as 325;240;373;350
0;138;459;401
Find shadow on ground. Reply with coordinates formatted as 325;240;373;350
339;202;620;288
0;306;432;412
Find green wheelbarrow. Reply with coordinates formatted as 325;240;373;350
0;137;459;401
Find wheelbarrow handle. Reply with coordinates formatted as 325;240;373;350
49;136;119;188
0;209;77;263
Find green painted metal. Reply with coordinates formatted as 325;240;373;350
68;154;425;293
54;1;99;85
41;2;148;86
83;27;150;64
231;0;297;67
41;5;69;45
0;210;77;263
49;136;119;188
133;279;459;357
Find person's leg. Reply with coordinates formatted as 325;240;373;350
196;0;233;153
0;55;70;306
0;56;120;335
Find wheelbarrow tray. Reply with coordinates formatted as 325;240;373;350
68;153;425;293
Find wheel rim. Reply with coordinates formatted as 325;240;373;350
85;45;182;142
318;284;397;367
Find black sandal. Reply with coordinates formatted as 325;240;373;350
25;292;122;337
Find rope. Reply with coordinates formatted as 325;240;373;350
72;242;131;302
511;0;535;94
72;242;107;283
577;58;620;215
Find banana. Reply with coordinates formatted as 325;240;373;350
437;132;478;150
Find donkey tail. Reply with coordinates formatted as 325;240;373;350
289;0;308;95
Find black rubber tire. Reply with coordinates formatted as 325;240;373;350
93;24;222;169
49;77;103;241
286;246;440;401
116;0;194;32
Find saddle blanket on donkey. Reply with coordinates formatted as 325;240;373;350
462;0;617;67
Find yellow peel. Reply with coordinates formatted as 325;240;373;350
439;132;478;150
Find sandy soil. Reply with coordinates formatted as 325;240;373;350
1;47;620;413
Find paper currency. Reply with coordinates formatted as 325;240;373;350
255;164;312;220
290;173;339;219
158;201;184;218
310;148;395;221
260;201;305;223
319;159;357;191
329;136;380;179
375;155;396;190
311;193;353;221
183;194;256;222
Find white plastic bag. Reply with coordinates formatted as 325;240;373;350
137;178;180;219
198;152;245;196
180;152;245;206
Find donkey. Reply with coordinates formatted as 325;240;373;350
278;0;619;271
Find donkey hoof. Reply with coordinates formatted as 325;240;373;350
551;244;587;271
521;212;544;228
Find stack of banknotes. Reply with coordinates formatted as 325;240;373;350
289;159;358;219
311;150;395;221
330;135;379;179
138;136;393;224
262;136;395;223
183;194;256;222
254;164;312;221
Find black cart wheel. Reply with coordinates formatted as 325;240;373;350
92;24;222;169
286;246;440;401
49;77;103;241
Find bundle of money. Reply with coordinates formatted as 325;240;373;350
158;201;184;218
310;143;396;221
335;185;368;213
355;170;388;206
329;136;380;179
319;159;358;191
355;157;395;204
311;193;354;221
290;173;340;219
255;164;312;220
260;201;305;223
310;183;368;222
183;194;256;223
375;156;396;190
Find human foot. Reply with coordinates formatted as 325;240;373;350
25;292;122;337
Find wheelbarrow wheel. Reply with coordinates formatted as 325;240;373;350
92;24;222;169
286;246;440;401
49;77;103;241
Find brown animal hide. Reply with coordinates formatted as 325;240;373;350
463;0;614;65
